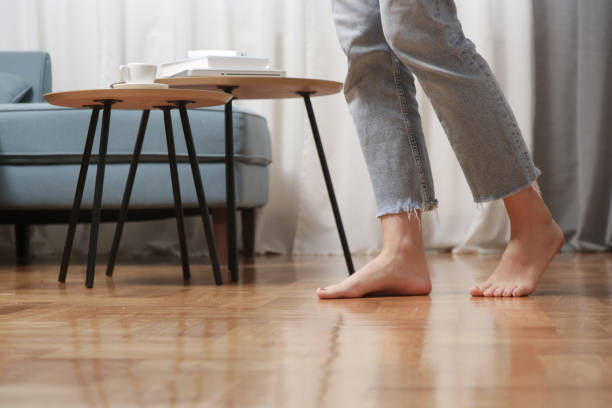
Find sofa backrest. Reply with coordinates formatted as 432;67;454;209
0;52;52;103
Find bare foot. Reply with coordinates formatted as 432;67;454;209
317;212;431;299
317;246;432;299
470;185;564;297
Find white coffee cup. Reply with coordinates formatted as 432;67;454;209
119;63;157;83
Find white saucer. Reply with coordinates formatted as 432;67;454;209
111;82;169;89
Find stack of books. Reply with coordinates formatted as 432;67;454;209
159;50;285;78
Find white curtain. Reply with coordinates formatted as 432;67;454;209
0;0;533;258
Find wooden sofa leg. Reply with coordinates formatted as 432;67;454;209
15;223;30;265
241;208;256;258
210;208;228;265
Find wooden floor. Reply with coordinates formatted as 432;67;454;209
0;253;611;407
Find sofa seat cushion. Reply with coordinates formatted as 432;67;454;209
0;103;271;163
0;161;268;210
0;102;271;209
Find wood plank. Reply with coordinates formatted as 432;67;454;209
0;253;611;407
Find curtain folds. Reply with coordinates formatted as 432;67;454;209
532;0;612;251
0;0;534;258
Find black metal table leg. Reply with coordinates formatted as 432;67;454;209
174;101;223;285
86;100;115;288
106;110;150;277
299;92;355;275
162;107;190;280
59;106;101;283
219;86;239;282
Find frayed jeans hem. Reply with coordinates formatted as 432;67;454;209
376;199;438;218
473;168;542;203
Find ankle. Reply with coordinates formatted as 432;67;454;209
380;212;425;255
381;239;425;257
505;186;555;229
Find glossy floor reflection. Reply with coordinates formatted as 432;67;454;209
0;253;611;407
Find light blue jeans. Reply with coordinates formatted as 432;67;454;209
332;0;541;216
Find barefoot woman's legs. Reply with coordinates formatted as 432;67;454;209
327;0;561;298
318;0;436;299
377;0;562;296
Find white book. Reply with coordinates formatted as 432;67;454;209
171;68;286;78
160;56;271;77
187;49;247;58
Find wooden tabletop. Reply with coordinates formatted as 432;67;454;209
155;76;343;100
44;89;231;110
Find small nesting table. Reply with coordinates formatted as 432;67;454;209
156;76;355;281
44;89;231;287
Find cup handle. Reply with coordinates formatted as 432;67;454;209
119;65;129;83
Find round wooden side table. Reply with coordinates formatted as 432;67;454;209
44;89;231;288
156;77;354;282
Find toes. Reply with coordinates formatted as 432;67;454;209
316;287;330;299
502;286;516;297
316;280;360;299
512;285;535;297
470;285;484;297
470;281;493;297
483;286;497;297
316;284;344;299
476;282;534;298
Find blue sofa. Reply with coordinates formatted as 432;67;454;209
0;51;271;263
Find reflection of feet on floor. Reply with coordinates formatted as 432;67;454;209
470;218;564;297
316;246;432;299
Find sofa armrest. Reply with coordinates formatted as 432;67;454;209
0;52;52;103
